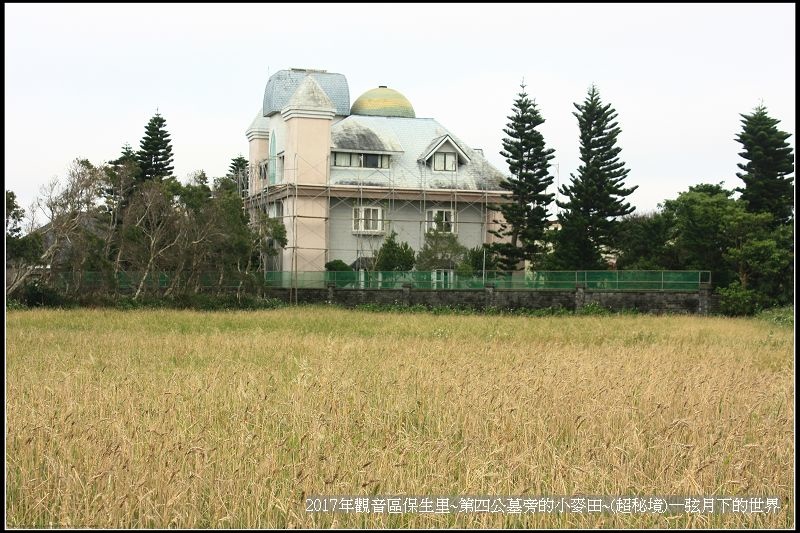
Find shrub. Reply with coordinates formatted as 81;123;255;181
756;306;794;327
576;302;611;316
19;281;68;308
717;282;767;316
6;299;28;311
324;260;353;272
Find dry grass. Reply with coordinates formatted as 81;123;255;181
6;307;794;528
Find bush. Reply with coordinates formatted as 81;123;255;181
112;294;286;311
756;306;794;327
576;302;612;316
324;260;353;272
19;281;69;308
717;282;768;316
6;298;28;311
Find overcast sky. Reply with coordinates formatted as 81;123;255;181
5;3;796;216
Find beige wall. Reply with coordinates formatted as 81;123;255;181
283;117;331;185
248;137;268;192
282;196;328;271
486;208;512;244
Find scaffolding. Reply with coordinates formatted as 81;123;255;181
243;146;510;301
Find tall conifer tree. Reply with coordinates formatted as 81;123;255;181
551;85;637;269
136;112;175;183
734;104;794;226
490;83;556;271
228;155;249;198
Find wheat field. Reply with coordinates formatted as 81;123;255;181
5;307;794;528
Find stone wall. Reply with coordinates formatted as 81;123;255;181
262;285;717;314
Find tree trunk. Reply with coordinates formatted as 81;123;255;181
216;265;224;297
133;255;155;301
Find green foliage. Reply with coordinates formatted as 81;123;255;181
660;183;740;288
490;83;555;270
351;302;574;317
717;282;768;316
19;281;68;308
325;260;353;272
251;211;287;266
178;171;212;212
659;183;793;306
551;85;637;269
136;112;175;183
7;231;43;265
6;190;25;238
576;302;612;316
463;245;498;274
227;155;249;198
735;104;795;226
5;191;43;265
415;225;468;271
6;299;28;311
756;306;794;328
615;211;678;270
374;231;415;271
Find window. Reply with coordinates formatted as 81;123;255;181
333;152;389;169
267;201;283;219
426;209;455;233
258;161;269;187
353;206;384;233
364;154;390;169
335;152;359;167
433;152;457;171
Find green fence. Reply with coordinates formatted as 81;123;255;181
49;270;711;292
266;270;712;291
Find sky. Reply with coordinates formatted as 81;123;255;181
4;3;796;218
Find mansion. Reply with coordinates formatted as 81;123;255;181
244;68;510;272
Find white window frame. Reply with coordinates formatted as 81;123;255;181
426;208;456;233
332;152;390;169
334;152;361;167
352;206;385;234
433;152;457;172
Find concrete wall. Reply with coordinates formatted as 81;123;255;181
261;287;717;315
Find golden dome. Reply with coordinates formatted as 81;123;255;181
350;86;416;118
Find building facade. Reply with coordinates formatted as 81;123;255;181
244;68;510;273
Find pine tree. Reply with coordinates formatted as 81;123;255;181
227;155;249;198
734;104;795;226
416;224;468;271
551;85;637;270
490;83;555;271
136;113;175;183
375;230;415;271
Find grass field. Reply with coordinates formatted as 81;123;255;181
5;307;794;528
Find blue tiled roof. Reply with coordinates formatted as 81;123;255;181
263;69;350;117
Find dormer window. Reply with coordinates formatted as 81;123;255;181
433;152;457;172
333;152;390;169
419;134;470;171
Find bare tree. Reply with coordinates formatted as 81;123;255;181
7;159;105;295
121;181;184;299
